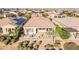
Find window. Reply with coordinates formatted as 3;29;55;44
12;28;15;32
12;28;14;31
39;28;45;30
0;28;3;33
47;28;52;31
27;28;33;32
8;28;12;34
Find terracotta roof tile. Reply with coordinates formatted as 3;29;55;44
0;18;17;28
24;16;55;28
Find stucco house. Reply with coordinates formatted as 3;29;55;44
0;18;18;36
54;17;79;38
23;16;55;36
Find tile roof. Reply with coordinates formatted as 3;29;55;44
0;18;17;28
24;16;55;28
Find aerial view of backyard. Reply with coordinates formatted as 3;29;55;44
0;8;79;50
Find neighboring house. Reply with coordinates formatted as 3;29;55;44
0;18;18;36
47;11;66;19
54;17;79;38
0;13;6;18
47;11;57;18
23;16;55;35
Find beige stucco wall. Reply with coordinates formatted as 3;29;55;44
37;28;47;32
23;27;36;35
2;26;16;35
23;27;54;35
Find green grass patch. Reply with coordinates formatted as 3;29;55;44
56;25;70;39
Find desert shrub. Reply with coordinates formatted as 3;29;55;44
0;16;4;19
42;13;49;17
49;17;52;21
18;41;30;50
38;40;42;45
12;28;21;43
64;42;79;50
0;36;6;42
25;13;32;19
45;44;55;50
51;48;56;50
18;12;25;16
4;39;10;45
54;40;61;48
32;40;36;44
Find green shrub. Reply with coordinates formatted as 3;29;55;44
42;13;49;17
0;36;6;42
12;29;21;43
4;39;10;45
18;12;25;16
11;39;16;43
56;25;70;39
18;41;30;50
54;40;61;48
33;40;36;44
38;40;42;45
0;16;4;19
25;13;32;19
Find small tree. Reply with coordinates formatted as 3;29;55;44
4;39;10;45
54;40;61;48
0;16;4;19
18;12;25;16
34;44;39;50
25;13;32;19
49;17;52;21
0;36;6;42
42;13;49;17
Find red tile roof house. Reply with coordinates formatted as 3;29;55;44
23;16;55;36
54;17;79;39
0;18;18;36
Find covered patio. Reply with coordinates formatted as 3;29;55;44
63;28;79;39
